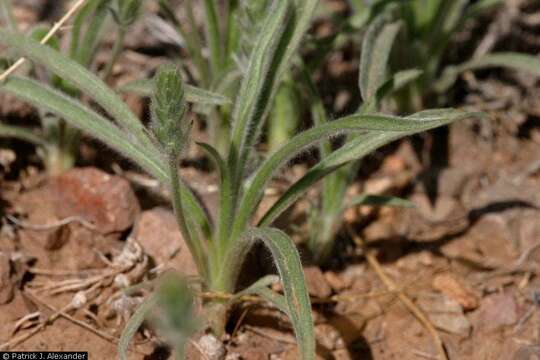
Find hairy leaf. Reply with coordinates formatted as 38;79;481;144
256;287;290;315
0;76;211;240
197;142;233;257
231;274;280;303
0;29;153;150
436;52;540;93
118;78;231;105
118;294;158;360
343;194;415;212
247;228;315;360
149;273;199;358
0;123;45;145
259;109;483;226
0;76;165;179
359;15;401;101
229;0;292;182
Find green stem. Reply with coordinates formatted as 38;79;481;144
168;156;207;277
102;27;126;82
44;144;76;176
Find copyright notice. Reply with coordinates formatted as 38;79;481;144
0;352;88;360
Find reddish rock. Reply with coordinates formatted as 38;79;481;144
324;271;349;292
303;266;332;299
478;292;519;331
315;324;344;351
50;167;140;234
16;183;123;270
432;273;479;311
418;293;471;336
132;207;198;276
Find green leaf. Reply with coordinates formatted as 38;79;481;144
436;52;540;93
0;76;166;179
361;68;423;113
229;0;292;182
0;0;17;31
359;15;401;101
268;78;300;151
70;0;110;67
113;0;143;27
0;29;153;151
118;294;158;360
118;78;231;105
259;109;484;226
149;273;199;358
229;0;320;190
255;287;290;315
464;0;503;19
343;194;415;211
203;0;222;75
0;123;45;146
0;76;212;241
158;0;209;85
376;69;423;100
247;228;315;360
236;110;482;237
196;142;233;257
231;274;280;303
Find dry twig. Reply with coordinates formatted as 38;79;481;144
346;225;449;360
6;214;96;231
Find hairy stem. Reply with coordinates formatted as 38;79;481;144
168;156;207;277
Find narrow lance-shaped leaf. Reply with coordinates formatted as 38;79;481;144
0;76;212;239
230;0;320;185
256;287;290;315
0;29;154;152
0;0;17;31
0;76;166;179
259;109;484;226
118;78;231;105
464;0;503;19
118;294;158;360
233;110;482;239
247;228;315;360
148;273;199;359
70;0;110;67
158;0;209;85
364;68;423;113
0;123;45;146
435;52;540;93
342;194;415;212
196;142;233;258
203;0;222;74
231;275;280;303
229;0;291;182
359;15;401;101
